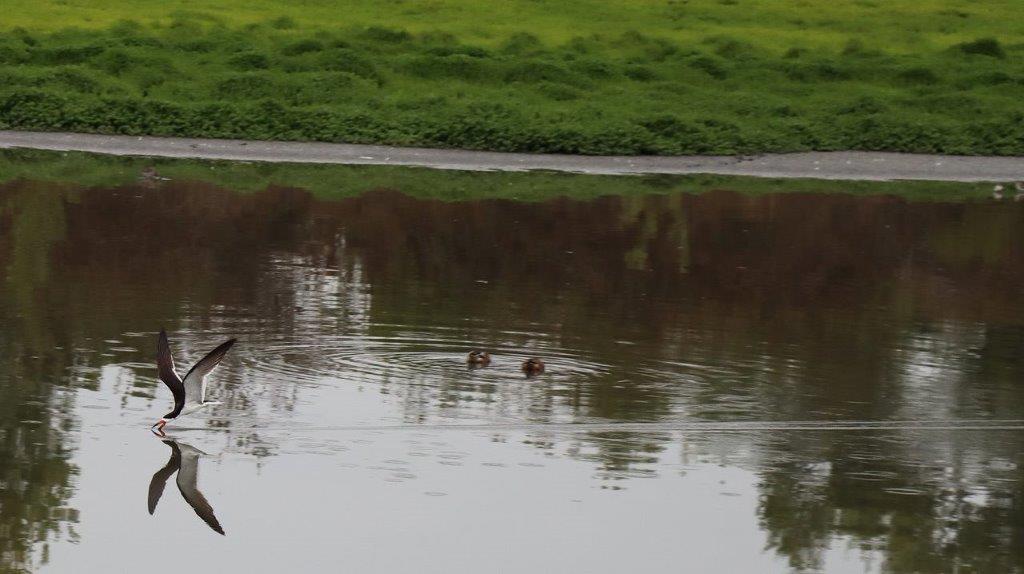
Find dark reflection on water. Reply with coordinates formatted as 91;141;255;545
147;440;224;535
0;176;1023;572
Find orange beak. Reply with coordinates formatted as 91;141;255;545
150;419;167;436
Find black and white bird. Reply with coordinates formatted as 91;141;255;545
148;439;225;535
153;329;237;435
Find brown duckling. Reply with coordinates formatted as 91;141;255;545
521;358;545;376
466;350;491;367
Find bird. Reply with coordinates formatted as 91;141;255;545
993;184;1005;200
466;350;491;367
521;358;545;376
152;329;237;436
148;439;225;535
138;166;169;183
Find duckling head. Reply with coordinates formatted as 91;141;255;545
466;350;491;366
521;358;545;377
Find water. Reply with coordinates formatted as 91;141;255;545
1;168;1023;573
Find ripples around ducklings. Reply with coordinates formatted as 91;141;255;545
245;324;616;390
226;318;773;428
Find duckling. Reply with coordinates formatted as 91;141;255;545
993;184;1005;200
1015;182;1024;202
521;358;545;376
466;350;491;367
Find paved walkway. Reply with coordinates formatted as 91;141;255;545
2;130;1022;182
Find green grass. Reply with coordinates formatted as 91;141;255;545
0;148;997;202
2;1;1024;155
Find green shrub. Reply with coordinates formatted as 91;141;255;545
228;52;270;70
708;37;756;61
970;71;1014;86
214;73;282;99
624;65;657;81
0;41;29;64
425;45;490;58
957;38;1005;59
837;96;887;115
174;39;218;53
569;58;615;79
500;33;543;55
10;28;37;47
897;66;940;85
32;44;105;65
640;115;698;138
401;54;489;80
45;66;102;93
316;48;380;79
784;60;851;82
502;60;582;86
537;82;580;101
90;49;136;75
688;55;728;79
361;26;411;44
270;16;296;30
284;72;368;105
281;39;324;56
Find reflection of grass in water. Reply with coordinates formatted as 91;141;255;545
0;149;996;202
0;4;1023;155
927;207;1020;266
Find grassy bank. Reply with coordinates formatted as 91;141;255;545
0;149;995;202
2;1;1024;155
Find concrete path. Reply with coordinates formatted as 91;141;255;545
2;130;1022;182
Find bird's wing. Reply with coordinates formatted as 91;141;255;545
176;443;225;535
147;441;181;515
182;338;236;404
157;330;185;412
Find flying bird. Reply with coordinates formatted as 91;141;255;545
153;329;236;435
148;439;225;535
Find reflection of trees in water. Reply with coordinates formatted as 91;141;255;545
1;179;1024;570
577;431;668;483
965;326;1024;417
264;187;1024;571
0;184;79;572
0;351;79;572
758;432;1024;573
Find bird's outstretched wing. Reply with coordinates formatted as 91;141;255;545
148;440;182;514
157;330;185;413
176;443;225;535
182;338;236;404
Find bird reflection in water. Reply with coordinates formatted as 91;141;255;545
147;440;225;535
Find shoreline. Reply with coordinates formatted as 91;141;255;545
2;130;1023;182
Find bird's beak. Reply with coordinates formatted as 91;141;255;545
150;419;167;437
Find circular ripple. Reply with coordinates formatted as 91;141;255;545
245;326;615;389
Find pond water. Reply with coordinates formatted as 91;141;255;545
1;166;1023;573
